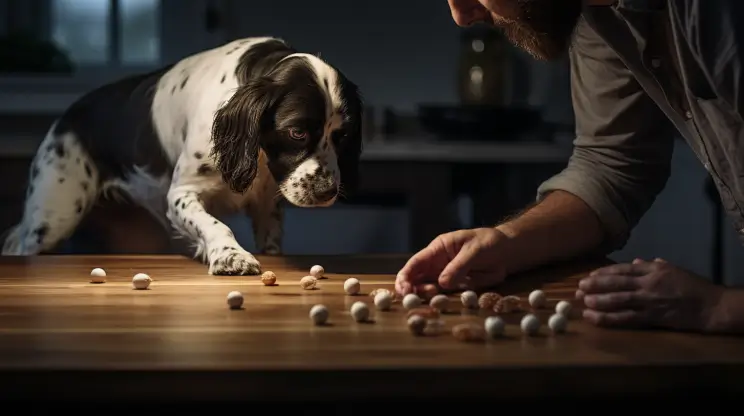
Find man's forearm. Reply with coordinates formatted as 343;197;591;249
495;190;606;276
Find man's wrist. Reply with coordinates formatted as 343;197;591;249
494;222;516;239
491;222;532;276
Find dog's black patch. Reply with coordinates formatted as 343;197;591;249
53;64;175;184
33;223;49;243
197;164;212;175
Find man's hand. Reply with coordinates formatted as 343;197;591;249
395;227;509;296
576;258;724;332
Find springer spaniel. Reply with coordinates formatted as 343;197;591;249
1;37;364;275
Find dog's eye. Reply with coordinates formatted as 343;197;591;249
288;128;308;140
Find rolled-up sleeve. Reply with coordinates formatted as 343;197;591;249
536;16;675;252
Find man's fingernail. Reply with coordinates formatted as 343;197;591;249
438;274;451;286
440;275;461;289
578;278;588;289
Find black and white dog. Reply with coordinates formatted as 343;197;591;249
1;37;363;275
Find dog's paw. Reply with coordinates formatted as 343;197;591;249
1;226;23;256
208;246;261;275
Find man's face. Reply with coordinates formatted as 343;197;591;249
447;0;584;61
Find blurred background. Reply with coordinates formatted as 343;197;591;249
0;0;741;285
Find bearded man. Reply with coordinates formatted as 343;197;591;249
397;0;744;334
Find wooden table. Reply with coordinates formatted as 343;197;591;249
0;254;742;405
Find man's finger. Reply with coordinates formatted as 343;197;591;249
579;274;641;294
590;261;656;277
413;283;441;300
396;244;440;294
583;291;643;311
582;309;646;328
437;244;478;289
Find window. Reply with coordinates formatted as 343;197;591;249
50;0;161;67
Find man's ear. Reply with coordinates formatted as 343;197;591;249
211;78;276;194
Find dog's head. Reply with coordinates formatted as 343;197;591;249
211;49;363;208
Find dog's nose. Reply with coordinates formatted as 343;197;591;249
314;185;338;203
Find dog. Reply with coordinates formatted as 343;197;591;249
1;37;364;275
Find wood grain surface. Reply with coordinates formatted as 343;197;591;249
0;254;742;402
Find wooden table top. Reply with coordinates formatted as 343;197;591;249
0;254;742;402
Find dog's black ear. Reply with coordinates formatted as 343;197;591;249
337;83;364;200
211;78;277;193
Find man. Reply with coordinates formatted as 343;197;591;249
396;0;744;334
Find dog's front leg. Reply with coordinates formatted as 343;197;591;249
167;186;261;275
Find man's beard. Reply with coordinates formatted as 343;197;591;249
498;0;584;61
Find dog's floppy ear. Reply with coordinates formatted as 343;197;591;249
211;78;277;194
337;83;364;199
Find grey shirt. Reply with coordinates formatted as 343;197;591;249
537;0;744;252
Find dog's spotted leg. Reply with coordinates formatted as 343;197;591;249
2;130;99;255
167;157;260;275
251;199;284;255
167;187;261;275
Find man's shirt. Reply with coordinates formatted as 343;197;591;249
537;0;744;251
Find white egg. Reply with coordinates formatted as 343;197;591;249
90;268;106;283
374;291;393;311
528;289;546;308
484;316;506;338
460;290;478;309
520;313;540;336
429;294;449;311
548;313;568;333
226;291;244;309
90;268;106;277
555;300;572;317
402;293;422;309
344;278;361;295
310;265;325;278
132;273;152;290
309;304;329;325
350;301;369;322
